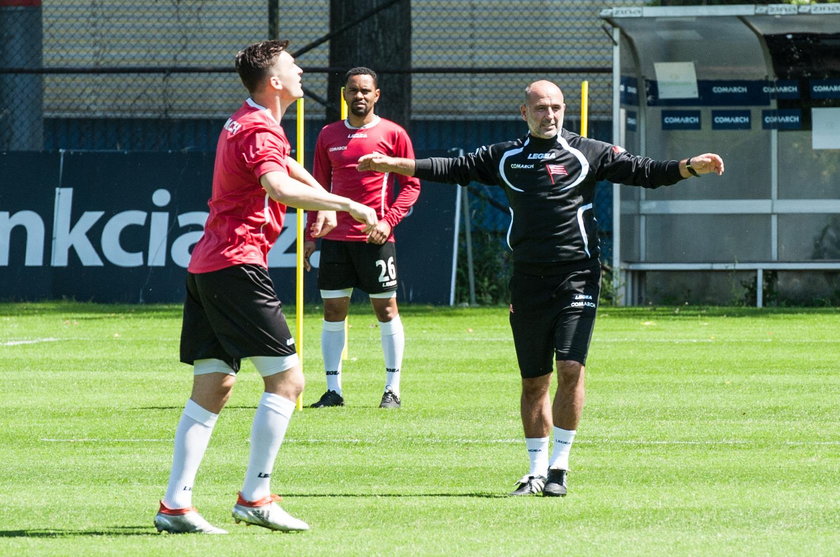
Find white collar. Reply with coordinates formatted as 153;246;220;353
245;98;278;124
344;115;380;130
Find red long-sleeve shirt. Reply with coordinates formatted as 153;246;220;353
308;116;421;242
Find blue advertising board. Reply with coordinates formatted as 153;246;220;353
620;76;640;106
0;151;459;304
711;110;752;130
661;110;702;130
761;109;803;130
762;80;800;100
648;79;769;106
626;111;637;132
810;79;840;99
647;79;809;106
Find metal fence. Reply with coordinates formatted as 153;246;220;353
2;1;637;137
1;0;643;303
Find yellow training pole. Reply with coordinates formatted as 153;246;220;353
295;97;305;410
339;88;350;361
580;80;590;138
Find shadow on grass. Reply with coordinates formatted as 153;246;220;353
136;405;424;411
0;301;183;317
287;492;508;499
0;526;155;537
0;493;509;538
4;301;838;320
137;405;260;411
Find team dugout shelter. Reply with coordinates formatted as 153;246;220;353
600;4;840;306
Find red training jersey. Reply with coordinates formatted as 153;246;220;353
308;116;421;242
188;99;290;274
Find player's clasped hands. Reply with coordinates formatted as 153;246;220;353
366;220;392;245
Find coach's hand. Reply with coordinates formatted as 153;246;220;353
347;201;378;234
367;221;392;245
357;152;393;173
358;153;416;176
303;241;317;272
683;153;725;177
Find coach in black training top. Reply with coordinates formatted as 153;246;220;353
357;79;725;498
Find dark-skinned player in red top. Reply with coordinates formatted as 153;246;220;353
304;67;421;410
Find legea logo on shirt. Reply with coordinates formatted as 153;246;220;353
347;133;368;138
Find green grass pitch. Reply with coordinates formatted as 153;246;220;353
1;303;838;556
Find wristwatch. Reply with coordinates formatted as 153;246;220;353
686;158;699;177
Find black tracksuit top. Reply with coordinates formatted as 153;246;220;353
414;129;685;265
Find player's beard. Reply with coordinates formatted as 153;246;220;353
350;102;372;118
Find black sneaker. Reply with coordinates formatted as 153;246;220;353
508;475;546;496
379;389;401;408
544;468;568;497
309;390;344;408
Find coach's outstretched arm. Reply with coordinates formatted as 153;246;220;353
361;152;726;181
357;153;417;176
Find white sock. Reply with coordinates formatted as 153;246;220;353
380;315;404;396
240;393;295;502
549;427;577;471
526;437;549;477
322;320;345;394
163;399;218;509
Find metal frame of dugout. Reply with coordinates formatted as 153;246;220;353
600;4;840;307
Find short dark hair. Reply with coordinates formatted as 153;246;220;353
235;39;290;94
345;67;378;88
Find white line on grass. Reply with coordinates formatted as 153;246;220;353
41;438;169;443
39;438;840;446
290;439;840;446
1;338;61;346
431;338;840;344
598;339;840;344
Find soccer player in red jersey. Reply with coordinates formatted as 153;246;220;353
154;40;377;535
304;68;421;409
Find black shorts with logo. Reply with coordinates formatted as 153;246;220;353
180;264;296;372
317;239;398;294
508;259;601;378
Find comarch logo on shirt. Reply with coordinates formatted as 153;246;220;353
661;110;701;130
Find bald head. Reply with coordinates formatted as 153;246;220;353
524;80;564;104
521;80;566;139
